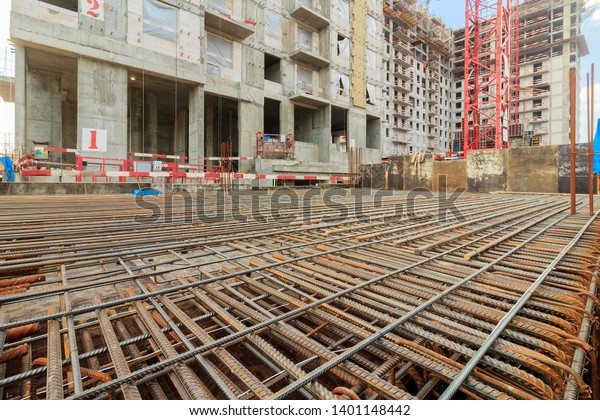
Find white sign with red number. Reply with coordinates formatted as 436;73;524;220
81;0;105;21
82;128;108;152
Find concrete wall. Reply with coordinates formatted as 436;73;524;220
467;149;508;193
558;144;598;194
77;58;128;158
404;153;433;191
507;146;559;193
25;70;62;150
432;160;467;192
361;145;587;194
0;182;150;195
387;156;405;190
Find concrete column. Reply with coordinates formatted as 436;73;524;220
144;91;158;153
129;88;144;153
26;70;62;151
188;85;204;164
62;101;77;163
105;0;127;41
239;100;262;172
318;105;332;163
14;45;26;153
348;108;367;149
77;57;128;158
206;106;215;159
175;110;188;157
280;100;294;140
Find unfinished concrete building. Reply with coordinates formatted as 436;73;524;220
383;0;454;156
9;0;385;179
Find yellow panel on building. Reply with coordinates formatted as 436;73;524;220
351;0;367;109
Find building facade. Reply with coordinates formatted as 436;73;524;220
10;0;385;177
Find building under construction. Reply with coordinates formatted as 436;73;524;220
0;0;599;403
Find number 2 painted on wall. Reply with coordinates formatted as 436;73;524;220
86;0;100;18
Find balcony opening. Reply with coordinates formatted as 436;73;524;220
297;66;314;95
337;34;350;60
39;1;78;12
331;106;348;152
264;54;281;84
294;104;321;146
366;116;381;150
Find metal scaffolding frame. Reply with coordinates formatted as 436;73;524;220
463;0;512;153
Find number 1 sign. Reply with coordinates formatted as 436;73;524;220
81;0;105;21
82;128;108;152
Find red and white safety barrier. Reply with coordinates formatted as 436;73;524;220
203;157;256;161
42;147;79;154
20;169;350;183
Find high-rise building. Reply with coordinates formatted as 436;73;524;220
383;0;454;156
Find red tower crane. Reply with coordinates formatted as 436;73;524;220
462;0;513;154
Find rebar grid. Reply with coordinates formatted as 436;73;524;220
0;190;598;400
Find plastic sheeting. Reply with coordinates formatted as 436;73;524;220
296;26;313;52
209;0;233;15
128;188;163;196
367;15;376;37
297;66;313;92
366;83;378;106
265;10;282;39
338;0;349;21
143;0;178;43
366;49;376;72
337;36;350;59
335;71;350;97
207;33;233;70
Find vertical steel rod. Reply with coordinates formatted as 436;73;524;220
588;71;594;215
46;307;64;400
0;313;9;400
60;266;83;394
570;68;577;215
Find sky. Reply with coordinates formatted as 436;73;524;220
0;1;14;151
0;1;598;146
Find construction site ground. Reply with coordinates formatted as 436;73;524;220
0;189;599;400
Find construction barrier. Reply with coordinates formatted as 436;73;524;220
17;146;349;185
19;169;350;184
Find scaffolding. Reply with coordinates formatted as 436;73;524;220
463;0;512;153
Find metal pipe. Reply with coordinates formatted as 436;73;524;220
570;68;577;215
